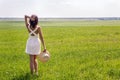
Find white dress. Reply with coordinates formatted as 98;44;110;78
25;25;41;55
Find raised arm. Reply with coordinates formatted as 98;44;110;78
38;27;46;52
24;15;30;27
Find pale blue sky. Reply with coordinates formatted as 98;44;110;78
0;0;120;17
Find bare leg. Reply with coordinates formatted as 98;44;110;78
34;55;38;75
29;55;34;74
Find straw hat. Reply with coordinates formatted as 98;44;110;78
39;50;50;63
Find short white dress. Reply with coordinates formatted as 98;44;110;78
25;25;41;55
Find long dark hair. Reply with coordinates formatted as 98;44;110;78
29;15;38;28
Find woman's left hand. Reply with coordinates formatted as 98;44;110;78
43;49;46;52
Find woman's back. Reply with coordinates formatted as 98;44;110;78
27;25;39;36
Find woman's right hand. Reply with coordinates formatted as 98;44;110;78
25;15;30;18
24;15;30;27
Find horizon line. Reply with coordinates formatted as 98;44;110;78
0;17;120;18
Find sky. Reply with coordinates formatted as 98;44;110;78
0;0;120;18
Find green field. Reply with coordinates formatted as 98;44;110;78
0;20;120;80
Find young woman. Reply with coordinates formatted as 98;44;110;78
24;15;46;75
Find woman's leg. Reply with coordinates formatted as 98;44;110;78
29;55;34;74
34;55;38;74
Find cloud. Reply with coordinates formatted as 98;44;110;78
0;0;120;17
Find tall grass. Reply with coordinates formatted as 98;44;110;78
0;21;120;80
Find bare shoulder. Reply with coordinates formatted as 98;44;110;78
37;25;42;29
37;25;42;32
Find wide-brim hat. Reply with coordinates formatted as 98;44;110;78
39;50;50;63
